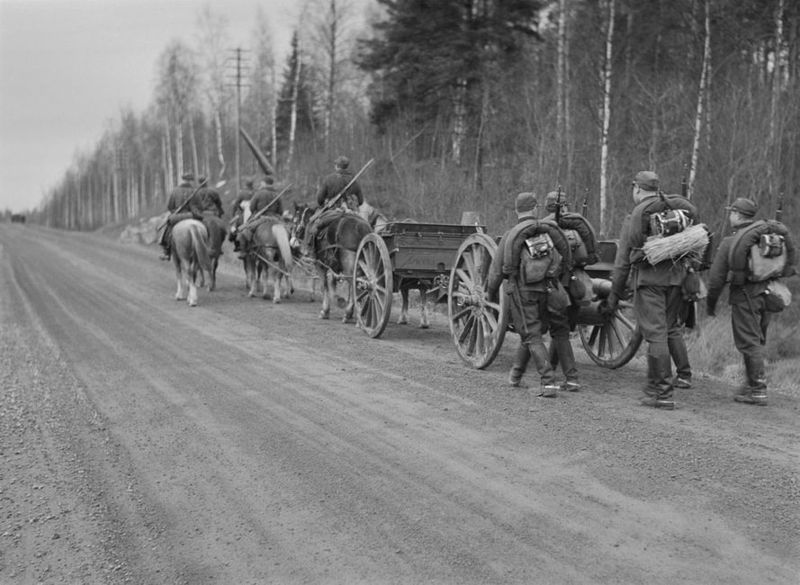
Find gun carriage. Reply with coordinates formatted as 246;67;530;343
352;222;642;370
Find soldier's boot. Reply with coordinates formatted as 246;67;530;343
528;343;559;398
158;226;172;261
552;334;580;391
508;343;531;388
736;355;767;406
641;354;674;409
669;335;692;389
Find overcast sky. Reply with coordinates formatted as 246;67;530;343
0;0;314;213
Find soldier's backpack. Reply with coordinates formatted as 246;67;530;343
727;219;796;285
630;192;698;239
501;219;572;286
520;232;563;284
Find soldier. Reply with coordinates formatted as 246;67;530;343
316;155;363;211
237;176;284;257
229;177;255;252
159;172;203;261
197;175;224;218
486;192;575;397
605;171;699;409
705;197;794;406
249;175;282;218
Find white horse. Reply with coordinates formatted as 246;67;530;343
170;219;212;306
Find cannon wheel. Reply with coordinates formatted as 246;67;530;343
578;299;643;369
448;233;508;369
354;233;394;338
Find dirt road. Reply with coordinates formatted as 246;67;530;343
1;223;798;584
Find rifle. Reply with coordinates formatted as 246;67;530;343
239;183;293;228
554;184;565;224
309;158;375;224
581;188;589;218
776;192;784;222
681;162;689;197
158;181;203;232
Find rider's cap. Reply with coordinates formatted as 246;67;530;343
335;155;350;169
181;171;195;181
725;197;757;217
515;192;538;213
634;171;659;191
545;191;562;211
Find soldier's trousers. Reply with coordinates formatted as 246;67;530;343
731;294;771;390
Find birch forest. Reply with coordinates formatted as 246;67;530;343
27;0;800;240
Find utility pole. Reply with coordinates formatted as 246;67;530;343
226;48;249;201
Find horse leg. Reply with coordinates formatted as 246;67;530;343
319;269;332;319
187;262;199;306
208;256;218;292
173;255;186;300
398;287;410;325
343;277;355;324
418;287;430;329
246;257;259;298
259;257;270;300
270;259;282;304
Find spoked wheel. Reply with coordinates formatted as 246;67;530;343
354;233;394;338
578;298;642;368
448;233;508;369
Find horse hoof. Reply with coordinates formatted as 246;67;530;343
419;323;430;329
188;300;197;307
398;317;408;325
319;311;330;320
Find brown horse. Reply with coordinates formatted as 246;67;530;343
242;218;294;302
170;219;212;306
291;203;372;321
201;214;227;291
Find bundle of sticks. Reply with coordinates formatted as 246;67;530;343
643;223;710;264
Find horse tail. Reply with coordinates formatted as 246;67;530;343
192;222;213;273
272;222;294;272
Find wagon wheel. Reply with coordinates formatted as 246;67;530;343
578;299;643;369
448;233;508;369
354;233;394;338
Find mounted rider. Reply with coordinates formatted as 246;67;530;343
229;176;256;252
159;172;203;261
197;175;224;218
303;156;364;256
236;175;284;258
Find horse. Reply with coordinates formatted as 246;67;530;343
242;218;294;303
201;213;227;291
359;207;433;329
170;219;213;306
291;203;372;321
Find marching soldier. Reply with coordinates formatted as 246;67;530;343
706;197;796;406
486;192;574;397
605;171;700;409
229;177;255;252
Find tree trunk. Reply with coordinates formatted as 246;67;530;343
599;0;615;237
286;41;302;171
688;0;711;200
451;78;467;165
556;0;567;179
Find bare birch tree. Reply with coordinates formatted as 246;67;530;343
599;0;615;236
688;0;711;199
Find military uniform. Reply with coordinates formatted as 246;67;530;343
197;178;224;218
229;179;255;252
160;174;202;259
608;171;696;409
706;198;771;405
487;192;571;397
316;156;363;210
